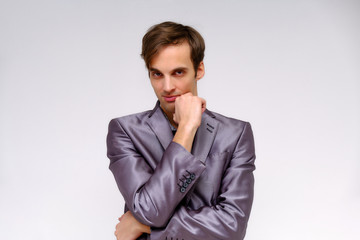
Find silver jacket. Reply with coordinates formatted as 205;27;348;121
107;101;256;240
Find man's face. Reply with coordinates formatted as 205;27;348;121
149;42;205;116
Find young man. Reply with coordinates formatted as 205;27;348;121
107;21;256;240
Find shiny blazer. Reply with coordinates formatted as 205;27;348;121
107;101;256;240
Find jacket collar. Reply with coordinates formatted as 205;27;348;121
146;101;218;164
146;101;174;150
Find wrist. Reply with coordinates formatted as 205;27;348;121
136;221;151;234
173;123;198;152
178;122;199;134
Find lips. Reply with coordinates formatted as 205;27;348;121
163;95;179;102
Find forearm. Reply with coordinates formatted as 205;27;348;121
152;122;256;239
137;220;151;234
151;178;254;240
110;142;205;227
172;123;197;152
172;93;204;152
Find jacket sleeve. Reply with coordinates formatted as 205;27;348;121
150;122;256;240
106;118;206;227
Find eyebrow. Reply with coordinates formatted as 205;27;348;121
172;67;188;72
149;67;189;72
149;68;161;72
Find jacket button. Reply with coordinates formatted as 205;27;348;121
180;187;186;193
183;182;188;188
190;173;195;180
186;178;191;184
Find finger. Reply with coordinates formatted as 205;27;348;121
201;105;206;113
115;222;121;230
200;98;206;113
200;97;206;106
173;114;178;124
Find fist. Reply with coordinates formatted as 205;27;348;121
173;93;206;129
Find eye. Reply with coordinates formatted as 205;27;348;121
174;70;184;76
151;72;162;78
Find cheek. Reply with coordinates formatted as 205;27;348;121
182;79;196;90
150;81;162;93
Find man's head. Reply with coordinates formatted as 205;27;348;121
141;21;205;76
141;22;206;117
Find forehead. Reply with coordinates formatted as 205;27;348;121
149;42;193;70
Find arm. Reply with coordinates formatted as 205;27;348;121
172;93;206;152
107;94;205;228
151;122;256;240
107;121;205;227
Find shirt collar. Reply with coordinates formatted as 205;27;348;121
159;106;177;133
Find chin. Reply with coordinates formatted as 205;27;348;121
165;106;175;114
161;103;175;114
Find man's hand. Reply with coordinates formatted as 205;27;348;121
173;93;206;152
173;93;206;128
114;211;150;240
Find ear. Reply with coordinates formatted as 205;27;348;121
195;61;205;81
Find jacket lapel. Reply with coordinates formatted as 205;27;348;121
146;101;174;150
191;109;218;164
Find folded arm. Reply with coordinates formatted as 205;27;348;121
107;94;205;228
111;121;255;239
151;122;256;240
107;118;205;227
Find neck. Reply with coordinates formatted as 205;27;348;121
159;105;178;129
164;110;178;129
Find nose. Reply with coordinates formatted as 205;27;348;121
163;76;175;93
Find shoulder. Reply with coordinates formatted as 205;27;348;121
110;110;151;124
108;109;153;131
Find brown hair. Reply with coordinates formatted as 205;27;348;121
141;21;205;76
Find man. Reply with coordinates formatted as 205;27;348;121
107;21;256;240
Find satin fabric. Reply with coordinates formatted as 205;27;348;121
107;101;256;240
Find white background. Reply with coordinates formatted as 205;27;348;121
1;0;359;239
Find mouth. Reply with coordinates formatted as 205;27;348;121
163;95;179;102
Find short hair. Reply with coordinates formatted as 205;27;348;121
141;21;205;75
